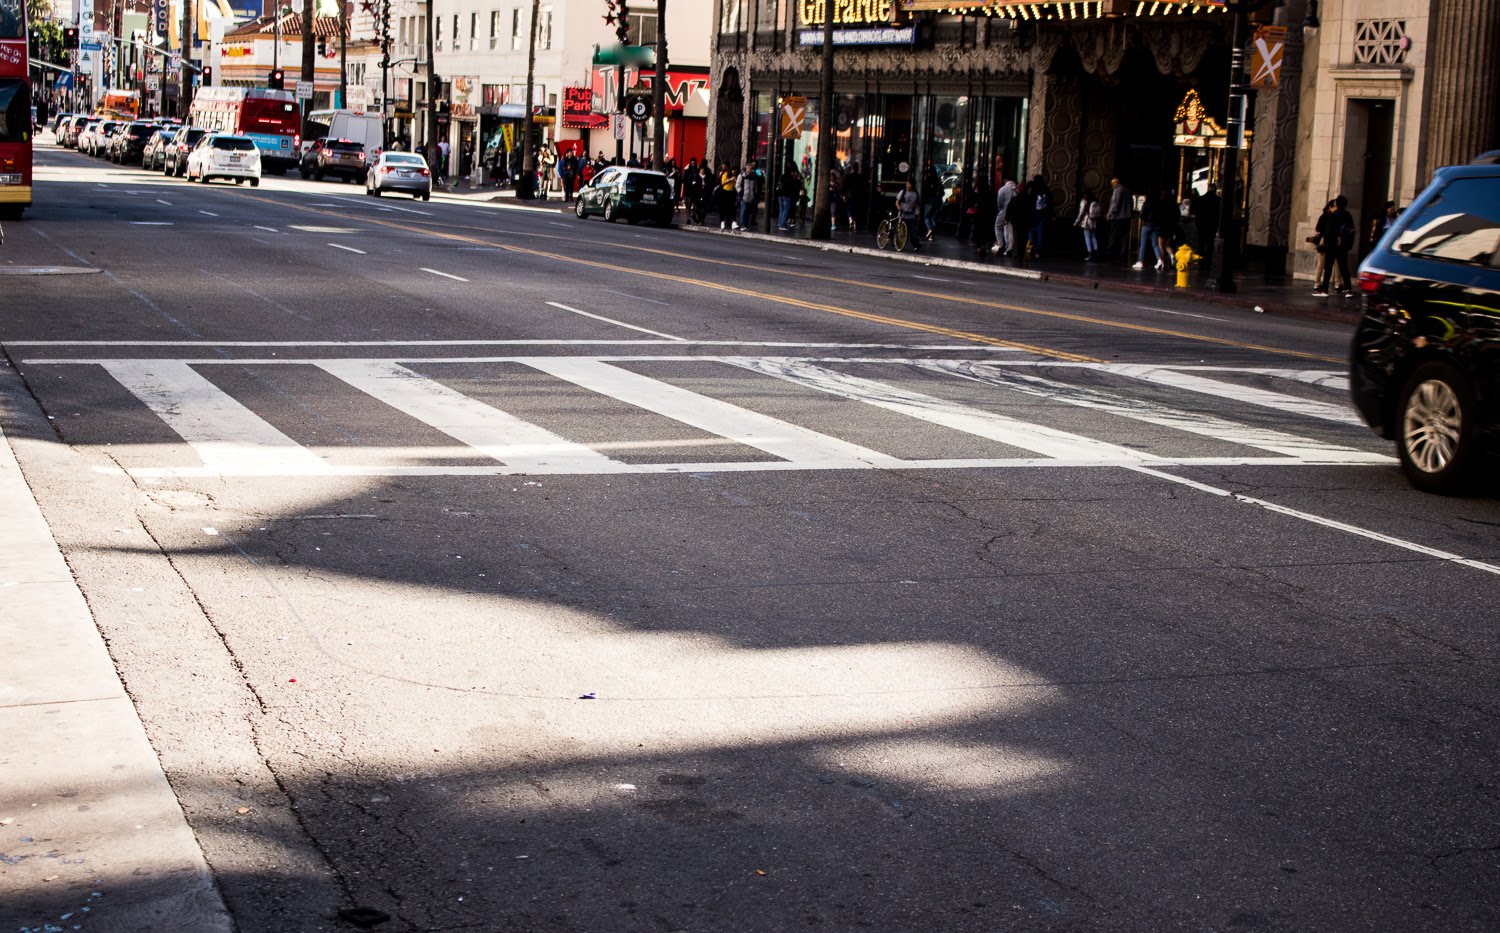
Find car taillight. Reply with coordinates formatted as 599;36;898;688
1358;271;1387;294
294;133;300;148
419;168;430;176
357;153;366;161
178;144;187;151
380;165;392;174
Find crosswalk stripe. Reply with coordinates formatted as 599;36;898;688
100;361;332;475
730;358;1156;462
521;358;899;468
1100;364;1361;425
918;361;1390;463
315;360;631;473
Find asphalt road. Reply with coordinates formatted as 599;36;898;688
4;140;1499;933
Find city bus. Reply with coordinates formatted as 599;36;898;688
188;86;301;174
0;0;32;218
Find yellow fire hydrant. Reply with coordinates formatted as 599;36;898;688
1175;243;1194;288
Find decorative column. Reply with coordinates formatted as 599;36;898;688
1422;0;1500;174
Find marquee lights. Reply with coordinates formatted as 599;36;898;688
896;0;1228;18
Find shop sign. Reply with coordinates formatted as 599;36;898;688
563;85;608;129
796;25;916;46
798;0;892;26
451;76;477;118
501;124;515;150
1249;25;1287;89
779;96;806;140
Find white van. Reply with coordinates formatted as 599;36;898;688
304;110;383;158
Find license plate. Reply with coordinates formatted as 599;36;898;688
229;155;243;162
641;193;656;202
0;173;21;185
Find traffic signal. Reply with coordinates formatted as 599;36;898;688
615;0;630;44
317;37;327;57
202;65;212;86
63;26;79;48
268;68;284;90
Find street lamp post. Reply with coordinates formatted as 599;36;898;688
517;0;540;198
1207;0;1264;294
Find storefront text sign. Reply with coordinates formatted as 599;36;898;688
563;86;608;129
799;0;892;26
796;26;915;46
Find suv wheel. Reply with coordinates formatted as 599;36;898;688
603;202;616;223
1397;361;1477;494
575;198;587;219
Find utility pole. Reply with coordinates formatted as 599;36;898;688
651;0;665;168
425;0;436;157
1208;0;1263;294
808;0;835;240
338;0;347;109
518;0;540;197
179;0;192;117
300;0;314;91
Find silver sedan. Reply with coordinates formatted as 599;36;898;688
366;152;432;200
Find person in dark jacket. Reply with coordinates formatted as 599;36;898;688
1314;195;1357;296
970;175;995;257
921;161;943;240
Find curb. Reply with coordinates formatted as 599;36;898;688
680;224;1360;328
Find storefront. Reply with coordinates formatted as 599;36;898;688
581;64;711;165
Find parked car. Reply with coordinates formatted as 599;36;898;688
163;126;207;177
365;151;432;200
185;133;261;186
299;137;367;183
87;120;121;157
74;119;103;154
574;167;675;226
57;115;85;147
1350;160;1500;494
141;129;175;171
49;111;74;134
111;121;158;165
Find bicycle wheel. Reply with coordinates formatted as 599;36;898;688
876;218;894;250
894;220;910;252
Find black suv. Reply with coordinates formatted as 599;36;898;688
112;121;157;165
300;138;367;183
1350;161;1500;494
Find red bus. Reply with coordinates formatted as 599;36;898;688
188;86;301;174
0;0;31;218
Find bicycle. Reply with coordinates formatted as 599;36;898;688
876;212;917;252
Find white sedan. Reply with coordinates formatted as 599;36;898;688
185;134;262;186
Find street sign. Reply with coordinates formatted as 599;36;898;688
780;95;806;140
78;49;93;74
347;84;369;115
625;94;652;123
168;51;180;72
1249;25;1288;89
295;80;314;101
613;114;626;140
146;75;159;91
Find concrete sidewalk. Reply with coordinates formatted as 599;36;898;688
0;363;231;932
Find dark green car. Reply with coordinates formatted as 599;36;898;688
574;167;675;226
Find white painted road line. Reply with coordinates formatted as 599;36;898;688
546;301;686;341
129;221;173;225
100;361;331;475
253;225;279;233
329;243;367;254
523;358;899;469
315;360;627;473
732;358;1155;462
1137;305;1228;322
548;221;572;228
16;340;994;349
1128;465;1500;577
921;360;1390;464
421;267;469;282
199;210;219;217
156;199;172;206
1102;364;1362;425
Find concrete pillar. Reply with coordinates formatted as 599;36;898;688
1422;0;1500;174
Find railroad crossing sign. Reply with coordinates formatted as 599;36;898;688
780;95;806;140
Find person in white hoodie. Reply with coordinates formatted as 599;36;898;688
992;178;1018;255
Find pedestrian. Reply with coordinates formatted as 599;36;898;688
1178;194;1198;255
736;162;761;230
922;161;943;241
1133;189;1167;271
843;161;867;233
1074;189;1101;261
627;152;641;168
1371;199;1400;245
438;138;451;177
970;174;996;257
1313;195;1357;297
1155;193;1180;269
559;150;578;201
1026;176;1050;259
896;179;922;250
718;163;738;230
992;177;1018;255
1106;177;1133;262
776;162;801;231
829;165;847;232
1194;182;1221;259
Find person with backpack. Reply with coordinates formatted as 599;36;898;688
776;163;803;231
736;162;762;231
992;178;1018;255
1313;195;1357;296
1074;189;1102;261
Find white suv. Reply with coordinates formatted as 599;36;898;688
186;134;262;186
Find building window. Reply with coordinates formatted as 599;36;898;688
719;0;741;33
470;12;478;49
490;10;499;49
435;14;442;47
629;11;656;46
1353;20;1408;65
453;15;460;47
540;6;553;49
511;8;522;49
